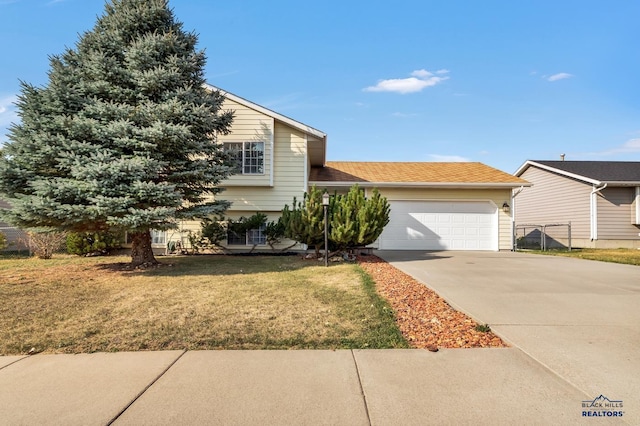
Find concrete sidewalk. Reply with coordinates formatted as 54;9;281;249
1;349;592;425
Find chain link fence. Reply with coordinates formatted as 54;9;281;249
515;222;572;251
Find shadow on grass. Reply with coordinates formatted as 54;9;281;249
94;253;331;277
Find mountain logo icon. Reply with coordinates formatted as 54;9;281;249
582;395;623;408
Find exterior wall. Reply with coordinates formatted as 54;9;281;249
220;121;307;212
372;187;514;250
596;187;640;246
217;98;274;187
515;167;592;241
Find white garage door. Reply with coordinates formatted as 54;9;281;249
378;201;498;251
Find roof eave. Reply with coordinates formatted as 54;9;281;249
203;83;327;140
308;181;531;188
601;181;640;186
515;161;601;185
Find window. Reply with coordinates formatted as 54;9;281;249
227;223;266;246
223;141;264;175
150;230;166;245
125;230;166;245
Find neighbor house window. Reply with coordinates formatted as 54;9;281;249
227;223;267;246
223;142;264;174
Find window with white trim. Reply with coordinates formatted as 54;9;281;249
227;224;267;246
150;230;166;245
125;230;166;245
223;141;264;175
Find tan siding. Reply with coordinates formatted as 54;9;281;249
218;98;273;187
516;167;591;240
220;121;306;212
597;187;640;240
374;187;513;250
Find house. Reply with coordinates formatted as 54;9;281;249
2;85;531;253
514;160;640;249
161;85;327;252
168;87;530;252
0;199;28;251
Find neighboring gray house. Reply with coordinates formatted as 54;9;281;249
0;199;28;251
514;161;640;249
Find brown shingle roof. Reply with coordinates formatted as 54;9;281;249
309;162;528;186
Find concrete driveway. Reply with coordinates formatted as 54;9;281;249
378;250;640;423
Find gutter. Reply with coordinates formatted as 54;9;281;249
590;183;607;240
308;181;530;189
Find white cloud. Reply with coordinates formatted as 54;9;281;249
609;138;640;153
582;138;640;157
364;69;450;94
428;154;471;162
0;95;18;126
547;73;573;82
0;95;18;145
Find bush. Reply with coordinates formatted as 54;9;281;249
25;231;67;259
66;230;123;256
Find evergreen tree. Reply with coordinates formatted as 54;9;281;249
330;185;390;250
0;0;233;266
281;185;325;255
282;185;390;255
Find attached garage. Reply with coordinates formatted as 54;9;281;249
378;201;498;250
309;161;530;251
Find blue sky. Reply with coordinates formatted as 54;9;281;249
0;0;638;173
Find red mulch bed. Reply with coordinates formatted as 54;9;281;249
357;255;506;349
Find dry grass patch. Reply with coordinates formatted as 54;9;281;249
530;248;640;266
0;254;407;354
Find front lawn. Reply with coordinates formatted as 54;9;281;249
526;248;640;266
0;254;408;355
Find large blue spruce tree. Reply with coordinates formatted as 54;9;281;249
0;0;233;266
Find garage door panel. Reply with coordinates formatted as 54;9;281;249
379;201;498;251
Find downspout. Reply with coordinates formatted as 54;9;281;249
590;183;607;241
635;187;640;225
303;134;308;192
269;118;275;187
511;186;525;251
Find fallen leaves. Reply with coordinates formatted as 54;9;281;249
357;255;507;350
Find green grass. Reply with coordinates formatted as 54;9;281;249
0;254;408;355
524;248;640;266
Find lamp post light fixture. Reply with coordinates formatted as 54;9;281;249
322;191;330;267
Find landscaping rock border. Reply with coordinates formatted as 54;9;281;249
357;255;507;349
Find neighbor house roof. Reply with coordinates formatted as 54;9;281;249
309;162;529;188
515;160;640;186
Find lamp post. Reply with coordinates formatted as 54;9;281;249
322;191;330;267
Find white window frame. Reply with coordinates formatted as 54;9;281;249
227;224;267;246
125;230;166;246
223;141;265;175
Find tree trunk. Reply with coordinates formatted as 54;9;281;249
130;230;158;267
